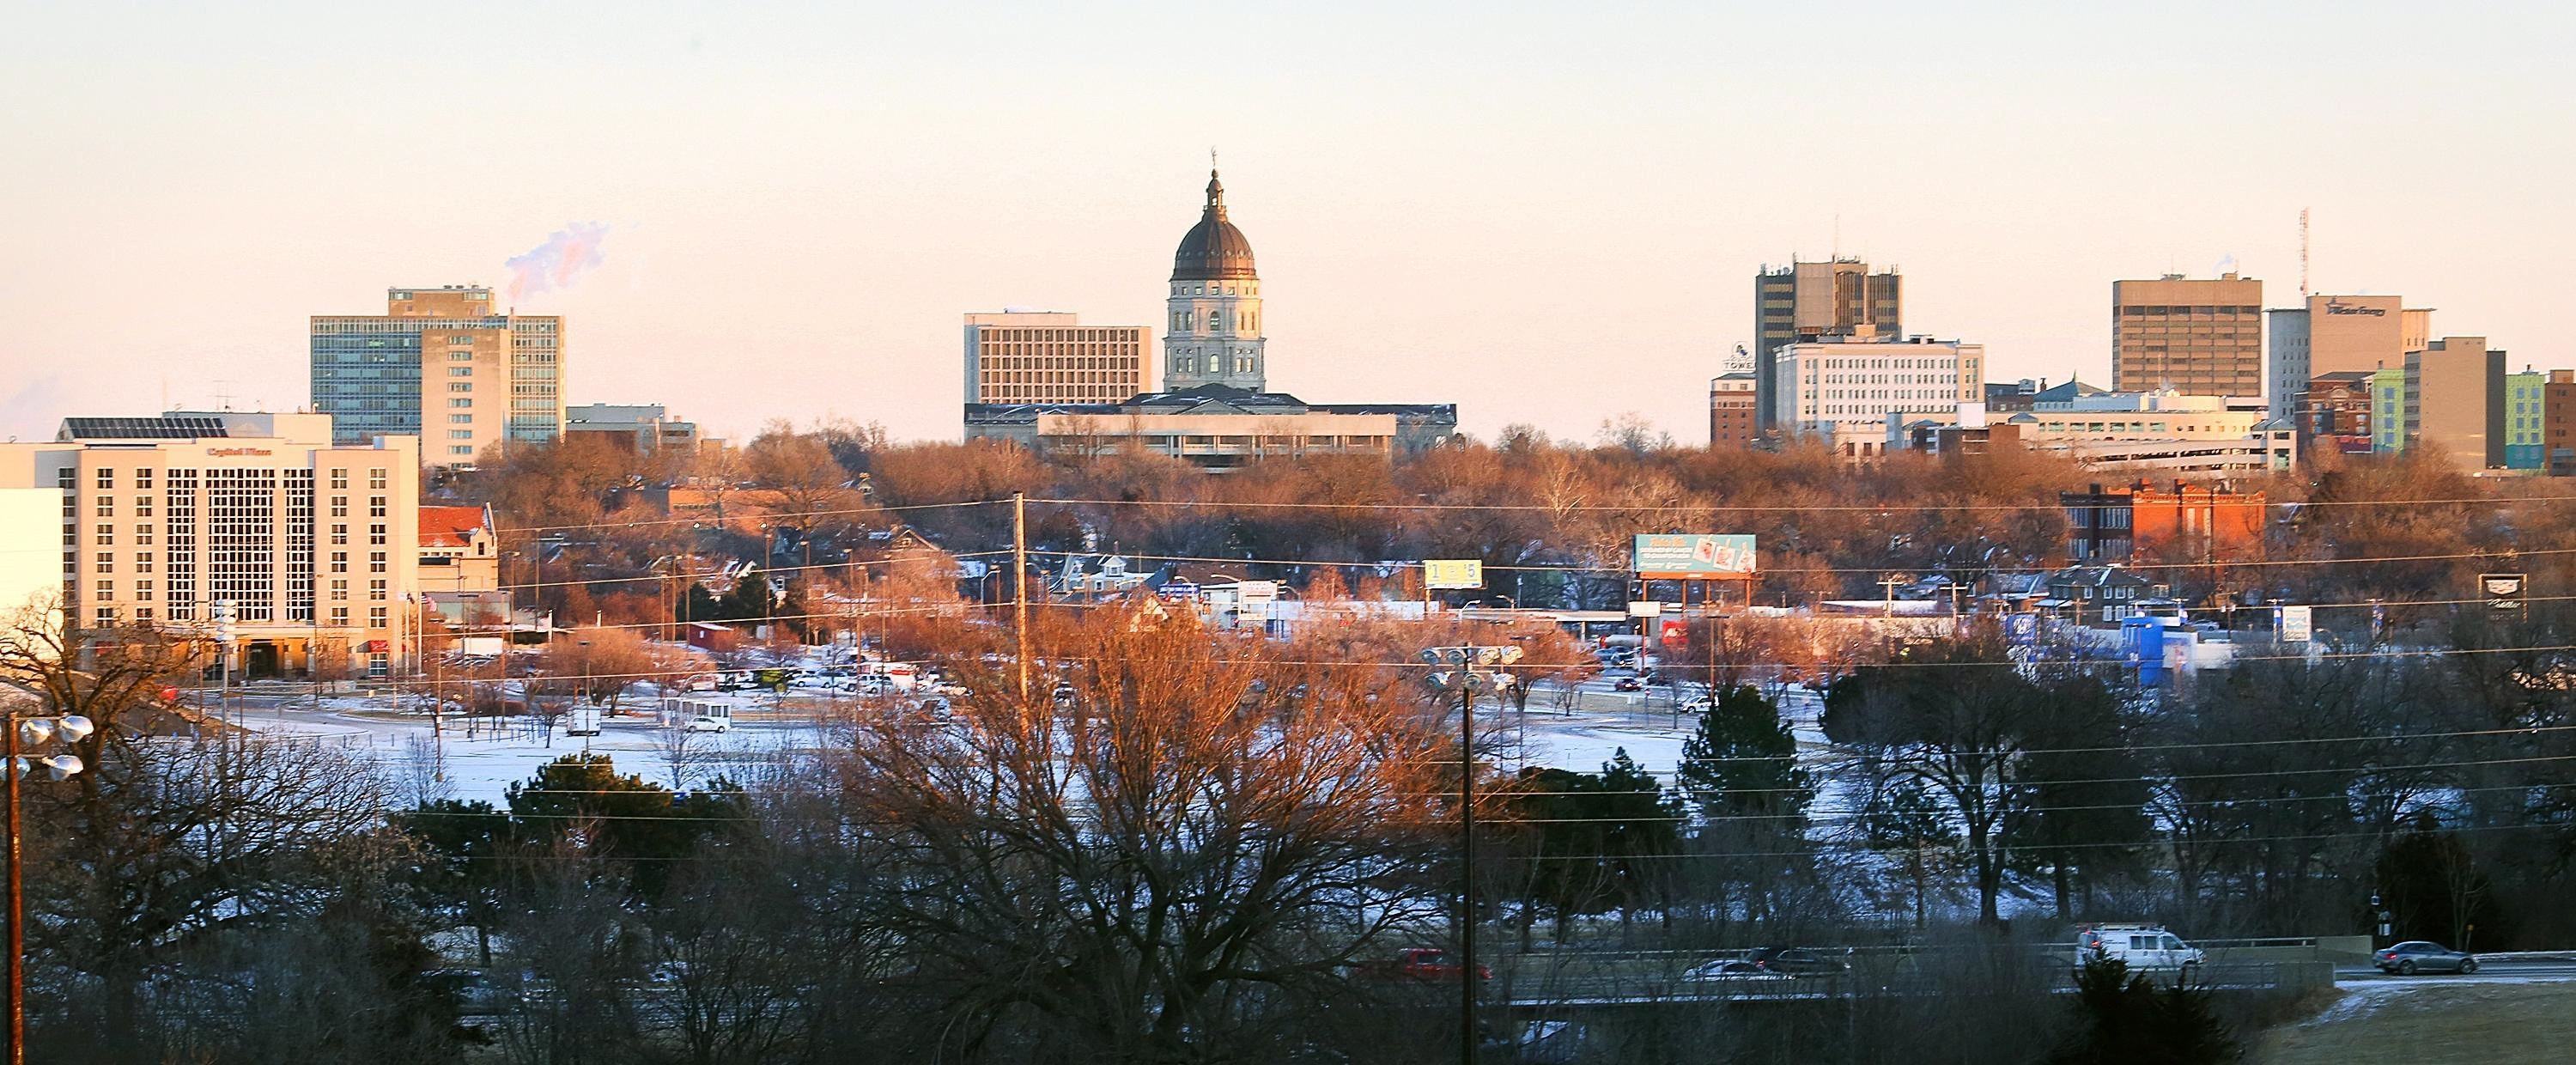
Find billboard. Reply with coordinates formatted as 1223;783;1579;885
2276;605;2312;643
1632;534;1757;578
1423;559;1485;590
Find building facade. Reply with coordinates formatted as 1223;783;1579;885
1162;171;1266;392
2062;482;2266;563
963;312;1150;405
1768;332;1980;456
2372;367;2407;453
2300;371;2375;453
1754;259;1901;429
2264;294;2431;418
563;404;705;455
2112;273;2263;396
311;284;566;465
1894;392;2298;472
1708;372;1757;447
0;412;421;678
2406;337;2506;470
2506;369;2543;470
2545;370;2576;476
418;503;499;595
965;386;1454;472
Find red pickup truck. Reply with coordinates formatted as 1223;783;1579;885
1358;948;1492;982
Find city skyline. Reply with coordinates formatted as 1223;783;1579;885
5;3;2569;447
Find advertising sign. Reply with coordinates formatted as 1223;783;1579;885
1632;534;1757;578
1234;581;1279;606
1157;581;1200;601
2276;605;2313;643
2482;573;2527;612
1626;600;1662;618
1423;559;1485;590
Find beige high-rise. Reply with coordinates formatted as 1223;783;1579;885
1754;259;1901;429
311;285;566;466
0;412;421;679
2112;274;2263;397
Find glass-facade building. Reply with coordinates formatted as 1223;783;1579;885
310;286;563;464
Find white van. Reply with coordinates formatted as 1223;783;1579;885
563;706;602;737
2075;924;2204;975
657;697;733;733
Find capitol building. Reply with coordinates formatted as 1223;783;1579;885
963;168;1457;472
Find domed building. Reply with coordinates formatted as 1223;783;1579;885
961;166;1457;472
1163;169;1267;392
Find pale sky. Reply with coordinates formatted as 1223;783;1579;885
4;2;2570;446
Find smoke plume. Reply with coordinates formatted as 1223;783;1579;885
504;222;610;303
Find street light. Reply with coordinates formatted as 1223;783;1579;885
1419;643;1523;1065
3;708;92;1065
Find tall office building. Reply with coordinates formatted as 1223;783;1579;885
2111;273;2263;396
1163;169;1267;392
1708;372;1757;447
2406;337;2506;471
2264;294;2432;418
0;411;421;678
1754;259;1901;429
962;312;1151;405
311;285;566;465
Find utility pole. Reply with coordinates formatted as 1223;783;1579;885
1878;575;1905;617
1456;673;1476;1065
1013;492;1030;700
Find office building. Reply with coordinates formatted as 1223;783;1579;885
1768;331;1980;457
2112;274;2263;396
310;285;566;465
1708;372;1756;447
1163;170;1267;391
2264;294;2432;418
2371;368;2407;453
563;404;706;455
2544;371;2576;476
2405;337;2506;470
2300;371;2375;454
966;386;1455;472
962;312;1150;405
1754;259;1901;429
2507;369;2544;470
0;412;420;678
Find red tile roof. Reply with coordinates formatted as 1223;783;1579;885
419;505;490;548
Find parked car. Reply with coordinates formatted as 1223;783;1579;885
2375;941;2479;975
1684;959;1786;981
1743;946;1849;976
1681;694;1720;714
1612;677;1645;692
2075;924;2204;975
1356;948;1490;983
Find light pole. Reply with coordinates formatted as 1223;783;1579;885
3;707;93;1065
1421;643;1524;1065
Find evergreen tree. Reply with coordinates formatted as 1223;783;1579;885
1676;685;1813;920
720;575;775;623
677;581;720;624
2053;957;2239;1065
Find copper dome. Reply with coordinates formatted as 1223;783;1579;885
1171;170;1257;281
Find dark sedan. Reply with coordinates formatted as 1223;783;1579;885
1744;946;1849;976
2374;941;2479;975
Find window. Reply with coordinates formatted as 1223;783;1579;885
331;523;348;545
369;607;387;628
449;351;475;361
331;606;349;625
368;496;386;518
449;383;471;393
95;468;114;489
449;399;472;408
449;367;473;377
135;581;152;600
369;579;387;600
448;429;474;440
331;551;348;573
330;468;348;490
369;551;386;572
368;469;386;490
94;580;112;597
95;551;112;572
369;525;386;545
94;526;112;545
331;496;347;518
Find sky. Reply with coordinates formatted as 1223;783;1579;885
4;2;2571;447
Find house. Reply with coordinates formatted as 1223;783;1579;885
418;504;501;593
2042;565;2157;625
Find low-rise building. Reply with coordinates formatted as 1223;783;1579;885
964;384;1455;472
418;504;500;594
2300;371;2375;454
563;404;705;455
2060;481;2266;563
1769;330;1984;458
1708;372;1757;447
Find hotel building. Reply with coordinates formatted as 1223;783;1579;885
0;412;420;678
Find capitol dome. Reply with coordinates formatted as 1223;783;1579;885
1171;170;1257;281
